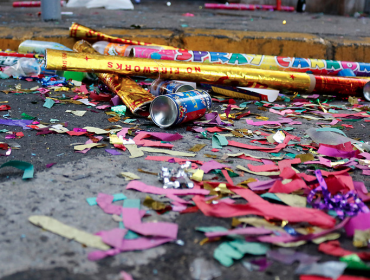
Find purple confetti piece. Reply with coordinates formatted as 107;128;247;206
307;170;369;219
0;119;33;130
46;163;57;168
105;149;122;155
250;258;272;272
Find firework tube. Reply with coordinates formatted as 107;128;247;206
13;1;65;7
70;24;370;77
73;40;154;115
70;23;176;50
128;46;370;77
45;48;370;97
204;3;294;12
0;52;43;59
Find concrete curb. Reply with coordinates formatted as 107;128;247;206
1;26;370;62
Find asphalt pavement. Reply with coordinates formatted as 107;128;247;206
0;77;369;280
1;0;370;37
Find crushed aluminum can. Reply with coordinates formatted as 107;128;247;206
363;81;370;102
150;79;195;96
150;89;212;128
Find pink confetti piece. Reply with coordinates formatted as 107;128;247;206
122;208;178;239
134;132;183;141
45;162;56;168
120;271;134;280
96;105;111;110
200;160;230;173
126;181;210;196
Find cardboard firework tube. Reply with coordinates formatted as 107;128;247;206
73;40;154;115
70;23;177;50
45;49;370;96
128;46;370;77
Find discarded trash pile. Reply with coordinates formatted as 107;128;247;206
1;23;370;280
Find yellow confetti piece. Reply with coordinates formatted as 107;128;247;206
256;116;269;121
137;168;158;176
126;144;144;158
109;134;122;145
119;172;140;181
275;193;307;208
65;110;86;117
214;183;233;194
188;144;207;152
73;143;105;151
143;196;168;211
191;169;204;182
29;215;110;250
83;126;109;135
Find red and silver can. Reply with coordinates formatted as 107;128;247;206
150;90;212;128
150;79;195;96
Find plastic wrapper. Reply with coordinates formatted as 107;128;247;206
3;58;41;78
72;40;154;115
305;127;359;146
18;40;72;55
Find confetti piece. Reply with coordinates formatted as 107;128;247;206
188;144;207;152
191;169;204;182
86;193;126;206
0;160;34;179
140;147;196;157
126;144;145;158
66;110;86;117
105;149;123;155
119;172;140;181
29;215;110;250
43;98;55;109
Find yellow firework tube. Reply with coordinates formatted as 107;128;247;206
70;22;177;50
46;48;315;93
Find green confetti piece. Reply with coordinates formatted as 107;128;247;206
316;127;347;137
123;119;136;123
111;105;127;116
271;153;283;157
229;240;270;255
0;129;8;133
21;113;36;120
214;246;234;267
261;193;282;203
0;72;9;79
0;160;34;180
123;199;141;209
86;193;127;206
340;254;370;271
344;119;362;122
212;133;228;149
285;153;296;159
213;169;239;177
196;226;228;233
43;98;55;109
239;102;252;108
